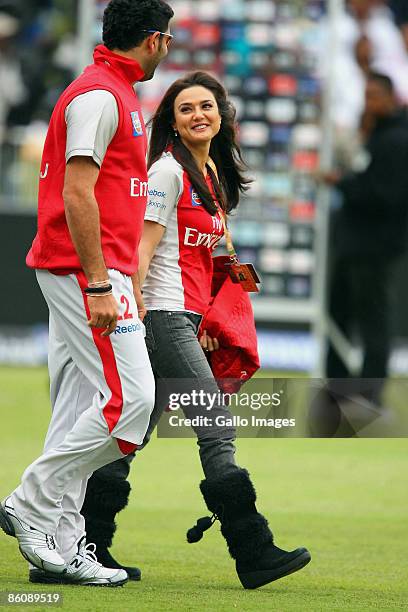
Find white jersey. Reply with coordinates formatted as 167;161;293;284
143;152;224;315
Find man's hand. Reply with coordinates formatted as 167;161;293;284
87;294;119;336
199;329;220;353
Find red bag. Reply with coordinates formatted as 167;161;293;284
200;256;260;393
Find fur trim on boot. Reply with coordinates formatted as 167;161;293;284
199;468;273;562
190;468;311;589
200;468;257;518
81;474;131;522
221;514;273;562
82;516;115;551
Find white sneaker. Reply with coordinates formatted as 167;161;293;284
65;536;128;587
0;496;66;574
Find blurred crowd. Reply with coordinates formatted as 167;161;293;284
0;1;77;137
1;1;408;141
314;0;408;394
0;0;79;206
1;0;408;380
325;0;408;136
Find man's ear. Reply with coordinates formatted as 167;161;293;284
144;32;161;54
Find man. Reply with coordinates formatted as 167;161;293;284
324;72;408;404
0;0;174;587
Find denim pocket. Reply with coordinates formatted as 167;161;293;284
167;311;201;335
144;311;156;353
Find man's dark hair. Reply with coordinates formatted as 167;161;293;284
367;72;395;95
103;0;174;51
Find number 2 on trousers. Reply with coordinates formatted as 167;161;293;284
117;295;133;320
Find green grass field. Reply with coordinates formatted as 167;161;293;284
0;367;407;611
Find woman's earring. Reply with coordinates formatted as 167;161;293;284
173;128;178;137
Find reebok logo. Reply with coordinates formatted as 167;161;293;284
148;188;166;198
115;323;142;335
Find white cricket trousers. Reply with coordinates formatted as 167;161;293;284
11;269;154;561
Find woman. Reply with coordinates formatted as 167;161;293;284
83;72;311;589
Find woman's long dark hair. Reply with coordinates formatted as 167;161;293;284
147;71;251;215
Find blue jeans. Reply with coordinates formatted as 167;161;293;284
141;310;239;478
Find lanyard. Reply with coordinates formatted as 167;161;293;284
210;180;260;293
215;205;239;263
206;162;238;262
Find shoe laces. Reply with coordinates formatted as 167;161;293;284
78;542;102;568
45;534;56;550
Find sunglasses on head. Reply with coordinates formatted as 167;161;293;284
143;29;173;48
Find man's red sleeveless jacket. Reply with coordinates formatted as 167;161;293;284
27;45;148;275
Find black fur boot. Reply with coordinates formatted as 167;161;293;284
187;468;311;589
81;472;141;581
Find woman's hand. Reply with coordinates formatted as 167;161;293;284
131;273;147;321
199;329;219;353
135;290;147;322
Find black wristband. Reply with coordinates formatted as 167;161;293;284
84;284;113;295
